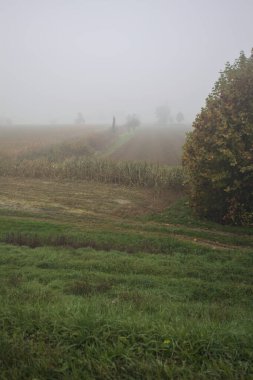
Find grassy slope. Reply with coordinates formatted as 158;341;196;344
0;177;252;379
99;130;136;158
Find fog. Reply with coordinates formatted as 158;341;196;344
0;0;253;125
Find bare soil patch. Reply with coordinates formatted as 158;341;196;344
0;177;180;227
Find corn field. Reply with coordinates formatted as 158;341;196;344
0;157;185;190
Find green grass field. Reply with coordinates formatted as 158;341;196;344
0;177;252;379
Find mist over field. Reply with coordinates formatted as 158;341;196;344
1;2;253;379
0;0;253;125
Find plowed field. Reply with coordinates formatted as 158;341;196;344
109;126;188;165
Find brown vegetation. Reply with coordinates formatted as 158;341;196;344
109;125;188;165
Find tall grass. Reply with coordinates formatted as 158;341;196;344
0;157;185;190
0;242;252;379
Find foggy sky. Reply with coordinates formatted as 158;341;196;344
0;0;253;124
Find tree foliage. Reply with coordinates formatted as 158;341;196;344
75;112;85;125
176;112;184;123
183;51;253;225
155;105;172;124
125;114;140;132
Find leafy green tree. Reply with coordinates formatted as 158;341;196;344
183;51;253;225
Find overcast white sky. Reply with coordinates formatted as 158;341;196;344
0;0;252;124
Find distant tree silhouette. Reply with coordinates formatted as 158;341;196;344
125;114;140;132
112;116;116;133
176;112;184;123
155;105;173;124
75;112;85;125
0;117;12;126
